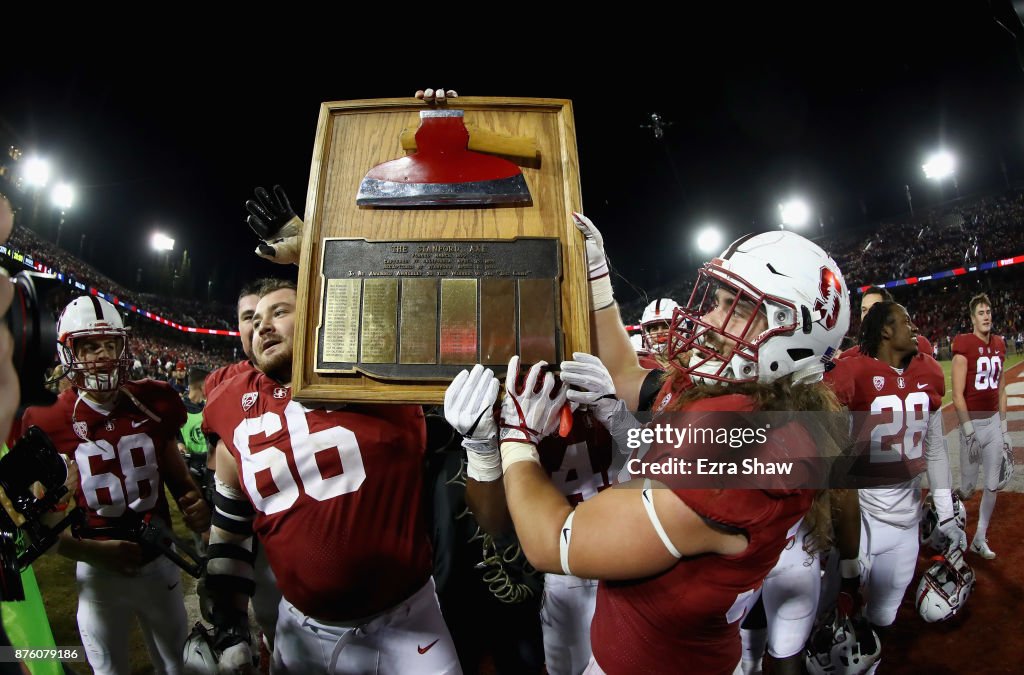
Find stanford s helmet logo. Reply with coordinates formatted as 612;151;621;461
813;266;844;330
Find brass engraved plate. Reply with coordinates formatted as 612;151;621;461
481;279;516;365
316;238;560;378
359;279;398;363
440;279;478;364
518;278;557;364
400;278;438;364
323;279;361;363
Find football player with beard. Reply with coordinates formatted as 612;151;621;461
476;216;851;674
824;301;963;673
202;278;459;674
22;296;211;675
951;293;1013;559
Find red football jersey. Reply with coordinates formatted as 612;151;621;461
638;354;662;371
538;409;614;504
202;360;257;436
589;394;815;675
825;353;944;485
204;359;257;402
21;380;186;531
204;369;432;621
649;370;690;414
951;333;1005;414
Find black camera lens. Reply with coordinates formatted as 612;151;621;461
5;271;59;407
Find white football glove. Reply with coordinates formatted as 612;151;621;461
960;423;980;464
561;352;644;457
571;212;609;281
444;364;500;454
499;356;567;445
937;515;967;554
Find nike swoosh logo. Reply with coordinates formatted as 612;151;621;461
917;383;928;389
562;528;571;542
132;420;147;428
167;582;179;591
417;639;439;655
643;489;652;504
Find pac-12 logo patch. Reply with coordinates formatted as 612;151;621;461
73;421;89;440
872;376;885;392
241;392;259;411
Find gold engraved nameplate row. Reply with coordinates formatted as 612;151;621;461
316;237;560;380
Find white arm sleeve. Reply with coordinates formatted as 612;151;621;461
925;410;954;521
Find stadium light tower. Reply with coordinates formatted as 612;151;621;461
695;226;723;254
51;182;74;210
779;198;811;229
22;157;51;188
52;182;76;248
151;232;175;251
922;150;959;197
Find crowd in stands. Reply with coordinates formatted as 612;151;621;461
126;320;236;379
5;225;234;329
0;230;241;386
828;188;1024;287
621;187;1024;355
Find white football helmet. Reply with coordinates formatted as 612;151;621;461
805;606;881;675
919;492;967;552
182;621;257;675
56;296;131;392
666;231;849;385
916;547;975;623
182;622;219;675
629;333;650;356
640;298;679;353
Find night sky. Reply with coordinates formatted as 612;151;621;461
2;3;1023;310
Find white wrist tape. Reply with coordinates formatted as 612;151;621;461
840;558;860;579
962;421;975;437
500;441;541;472
466;450;503;482
1001;418;1008;434
641;479;681;558
590;274;615;311
559;511;576;575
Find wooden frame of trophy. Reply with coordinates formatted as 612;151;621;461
292;96;589;404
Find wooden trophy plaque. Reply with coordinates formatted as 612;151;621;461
292;97;588;404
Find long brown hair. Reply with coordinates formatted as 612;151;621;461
662;371;849;554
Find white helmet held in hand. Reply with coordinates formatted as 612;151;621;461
919;492;967;552
667;231;849;385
